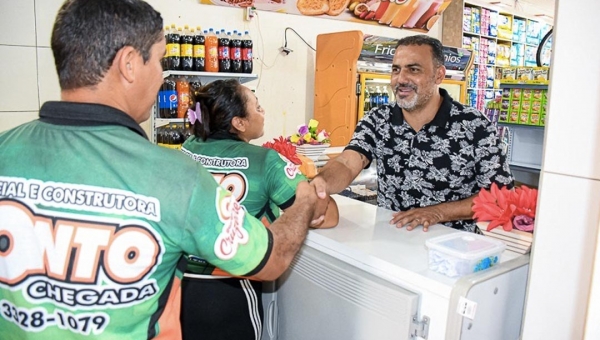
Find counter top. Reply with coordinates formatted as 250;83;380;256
305;195;521;299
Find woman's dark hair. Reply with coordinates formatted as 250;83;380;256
395;35;445;68
192;79;250;141
51;0;163;90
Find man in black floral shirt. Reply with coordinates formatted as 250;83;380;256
312;35;513;232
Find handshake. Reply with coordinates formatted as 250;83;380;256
295;177;339;229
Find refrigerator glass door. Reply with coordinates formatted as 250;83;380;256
358;72;392;120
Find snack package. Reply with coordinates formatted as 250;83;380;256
532;67;549;84
511;88;522;99
529;112;540;125
502;67;517;82
463;7;472;32
509;110;519;123
517;67;533;82
498;110;509;122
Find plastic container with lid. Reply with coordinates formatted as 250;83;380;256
425;232;506;278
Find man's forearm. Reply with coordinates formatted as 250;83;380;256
315;157;360;195
437;195;476;222
253;193;316;281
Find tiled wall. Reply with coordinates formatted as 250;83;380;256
0;0;62;132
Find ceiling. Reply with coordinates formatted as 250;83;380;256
469;0;556;24
514;0;555;17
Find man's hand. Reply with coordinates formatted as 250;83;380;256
308;177;329;226
390;205;445;232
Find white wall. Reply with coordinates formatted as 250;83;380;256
521;0;600;339
0;0;441;146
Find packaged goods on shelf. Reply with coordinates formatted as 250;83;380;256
162;24;253;74
448;3;552;112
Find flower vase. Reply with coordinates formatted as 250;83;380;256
295;143;330;162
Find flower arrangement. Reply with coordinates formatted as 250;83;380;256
289;119;330;145
262;136;302;165
472;183;538;232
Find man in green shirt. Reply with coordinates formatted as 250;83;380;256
0;1;324;339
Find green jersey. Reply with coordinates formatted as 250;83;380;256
0;102;272;339
181;135;306;275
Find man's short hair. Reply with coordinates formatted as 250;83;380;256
396;35;445;68
51;0;163;90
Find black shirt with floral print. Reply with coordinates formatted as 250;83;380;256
346;88;514;232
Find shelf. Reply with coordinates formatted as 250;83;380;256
162;70;258;84
499;83;549;89
152;71;259;143
509;161;541;171
498;122;545;130
154;118;185;128
463;31;498;40
496;37;513;43
462;31;537;47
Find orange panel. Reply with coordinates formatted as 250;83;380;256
314;31;364;147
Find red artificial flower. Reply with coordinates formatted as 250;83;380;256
262;136;302;165
472;183;538;232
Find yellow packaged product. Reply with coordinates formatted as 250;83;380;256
516;67;533;82
531;67;549;84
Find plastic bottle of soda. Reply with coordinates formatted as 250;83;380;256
230;33;242;73
176;77;191;119
162;25;170;70
166;24;180;70
363;87;371;112
180;25;194;71
382;86;389;105
370;86;381;109
242;31;253;74
205;28;219;72
193;28;205;72
218;32;231;73
376;86;385;106
159;76;178;118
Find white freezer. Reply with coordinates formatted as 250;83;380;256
262;195;529;340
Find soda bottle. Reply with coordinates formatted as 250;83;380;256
205;28;219;72
162;25;170;70
363;87;371;112
165;24;180;70
180;25;194;71
176;77;191;119
167;124;184;149
370;86;379;109
230;33;242;73
242;31;253;74
382;86;389;105
193;27;205;72
376;86;385;106
218;32;231;73
157;126;165;146
159;77;178;118
183;123;193;141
